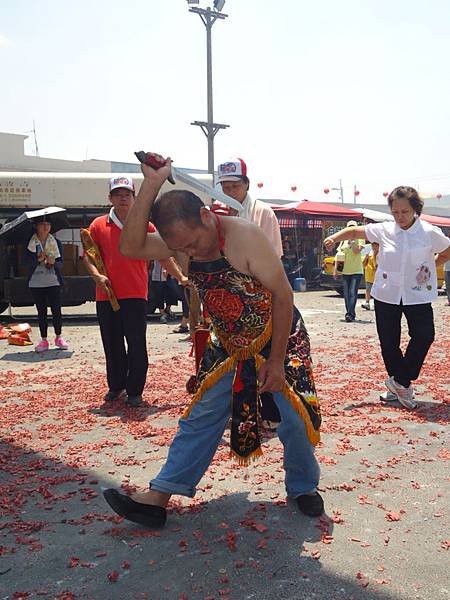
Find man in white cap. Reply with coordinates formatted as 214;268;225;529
215;158;284;426
82;176;186;407
216;158;283;258
332;220;364;322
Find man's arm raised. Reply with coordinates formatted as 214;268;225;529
120;160;173;261
323;225;366;252
242;225;293;393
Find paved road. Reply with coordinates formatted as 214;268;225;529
0;291;449;599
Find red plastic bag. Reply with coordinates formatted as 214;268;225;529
8;333;33;346
10;323;31;334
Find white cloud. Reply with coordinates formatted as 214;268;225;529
0;34;11;48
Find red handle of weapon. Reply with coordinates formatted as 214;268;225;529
134;151;175;184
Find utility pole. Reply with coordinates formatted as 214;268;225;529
332;179;344;203
32;120;40;156
188;4;229;177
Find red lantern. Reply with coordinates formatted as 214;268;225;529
354;190;360;196
383;191;389;197
291;186;297;192
436;193;442;199
323;188;330;194
257;182;264;189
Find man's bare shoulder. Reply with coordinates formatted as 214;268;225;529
221;217;274;267
222;216;264;237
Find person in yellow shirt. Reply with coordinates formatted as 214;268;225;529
333;220;365;322
361;243;379;310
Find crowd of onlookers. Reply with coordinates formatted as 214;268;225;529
23;157;450;414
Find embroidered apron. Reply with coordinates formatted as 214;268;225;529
185;234;321;464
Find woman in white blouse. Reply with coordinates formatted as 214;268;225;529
324;186;450;409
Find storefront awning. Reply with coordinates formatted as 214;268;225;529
271;201;450;229
271;201;363;219
421;213;450;227
276;215;324;228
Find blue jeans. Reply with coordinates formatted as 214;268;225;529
342;273;362;320
445;271;450;302
150;372;320;498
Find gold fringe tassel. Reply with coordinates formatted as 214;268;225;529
183;319;272;419
218;318;273;361
281;384;321;446
182;356;236;418
229;446;264;466
254;355;321;447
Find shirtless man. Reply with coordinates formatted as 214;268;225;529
102;157;323;528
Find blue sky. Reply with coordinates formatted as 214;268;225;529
2;0;450;203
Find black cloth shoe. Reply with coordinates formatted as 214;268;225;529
103;489;167;528
126;395;143;407
104;389;127;402
296;492;324;517
172;324;189;334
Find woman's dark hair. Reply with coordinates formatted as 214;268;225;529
151;190;205;235
33;218;52;230
387;186;423;216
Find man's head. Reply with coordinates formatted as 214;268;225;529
108;176;135;214
346;220;358;228
217;158;249;204
33;218;52;236
151;190;218;258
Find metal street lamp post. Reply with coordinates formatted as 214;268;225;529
187;1;229;177
331;179;344;203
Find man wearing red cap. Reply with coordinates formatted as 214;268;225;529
216;158;283;258
82;176;186;407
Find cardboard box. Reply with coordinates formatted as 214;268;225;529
77;258;89;276
15;244;26;274
16;244;25;263
62;243;78;261
61;260;77;276
17;265;28;277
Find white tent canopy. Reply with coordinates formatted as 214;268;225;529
361;208;394;222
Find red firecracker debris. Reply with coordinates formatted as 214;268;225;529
226;530;237;551
67;556;80;568
385;511;401;522
356;571;370;587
